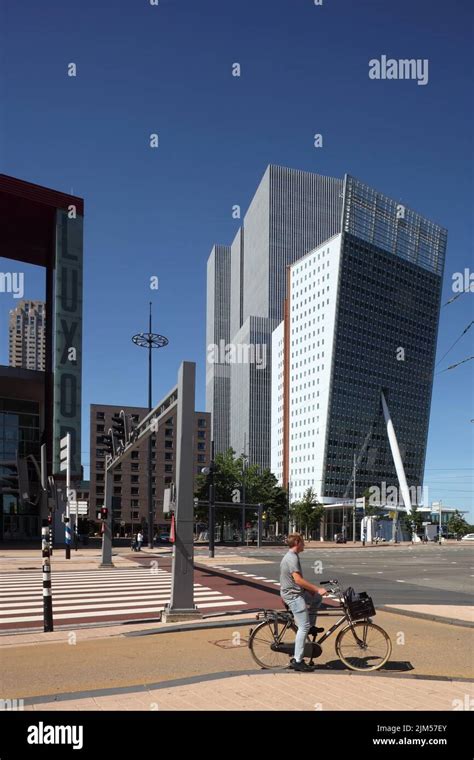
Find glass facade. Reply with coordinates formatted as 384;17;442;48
322;233;443;498
0;398;41;539
343;175;447;276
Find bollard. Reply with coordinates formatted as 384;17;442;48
65;517;71;560
41;522;54;632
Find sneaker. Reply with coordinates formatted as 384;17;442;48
308;626;324;637
289;658;315;672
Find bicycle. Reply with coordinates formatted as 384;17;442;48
248;579;392;672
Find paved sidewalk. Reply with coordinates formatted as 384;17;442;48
383;604;474;626
0;548;170;573
23;671;474;712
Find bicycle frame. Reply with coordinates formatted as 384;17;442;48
259;592;373;651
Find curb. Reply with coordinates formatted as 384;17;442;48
20;667;474;707
380;605;474;629
123;616;258;637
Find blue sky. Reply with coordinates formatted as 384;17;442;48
0;0;473;516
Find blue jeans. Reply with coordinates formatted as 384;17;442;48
287;592;323;662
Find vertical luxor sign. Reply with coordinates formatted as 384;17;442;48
53;209;83;476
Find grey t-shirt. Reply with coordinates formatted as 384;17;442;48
280;550;304;603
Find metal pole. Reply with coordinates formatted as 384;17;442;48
241;435;246;544
209;440;215;559
65;433;71;559
257;504;262;548
166;362;200;619
439;500;442;543
100;469;114;566
148;302;154;550
42;521;54;632
353;453;356;544
75;492;79;551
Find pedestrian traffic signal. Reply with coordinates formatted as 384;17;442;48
97;507;108;521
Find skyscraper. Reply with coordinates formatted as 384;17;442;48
8;300;46;371
206;165;343;467
206;245;231;454
271;175;447;536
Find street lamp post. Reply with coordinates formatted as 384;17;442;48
352;453;357;544
241;452;248;545
132;302;168;550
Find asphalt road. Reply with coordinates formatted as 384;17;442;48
196;544;474;607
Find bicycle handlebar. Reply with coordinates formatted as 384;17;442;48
321;579;339;585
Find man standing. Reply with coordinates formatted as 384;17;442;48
280;533;328;671
137;531;143;551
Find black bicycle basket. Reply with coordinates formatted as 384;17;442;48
344;587;376;619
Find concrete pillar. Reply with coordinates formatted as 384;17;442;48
163;362;201;621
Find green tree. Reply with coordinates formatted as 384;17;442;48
290;488;322;539
194;449;289;539
447;510;471;538
402;506;424;539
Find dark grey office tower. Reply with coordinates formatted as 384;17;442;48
322;175;447;500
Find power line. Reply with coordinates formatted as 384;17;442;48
435;320;474;368
443;290;469;307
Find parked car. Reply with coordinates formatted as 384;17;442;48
461;533;474;541
159;532;171;543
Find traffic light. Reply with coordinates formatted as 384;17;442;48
111;413;125;443
128;416;138;443
111;411;128;447
97;507;108;520
101;434;114;456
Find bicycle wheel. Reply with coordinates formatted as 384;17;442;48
248;618;297;669
335;620;392;672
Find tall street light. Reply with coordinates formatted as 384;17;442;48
132;302;168;549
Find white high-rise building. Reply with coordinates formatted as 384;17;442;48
271;233;341;501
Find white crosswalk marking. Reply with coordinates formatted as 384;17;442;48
0;568;247;627
215;566;280;586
